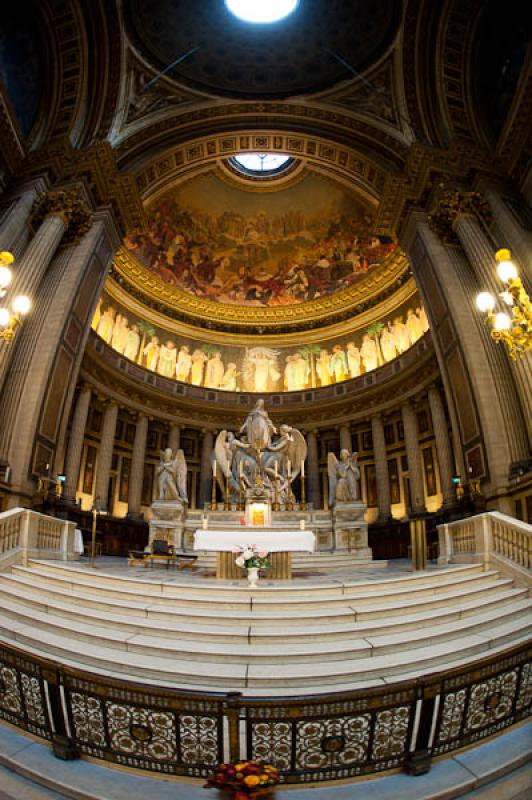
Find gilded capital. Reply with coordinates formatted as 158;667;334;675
30;190;93;244
428;189;492;244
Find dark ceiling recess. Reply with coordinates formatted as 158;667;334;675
124;0;402;99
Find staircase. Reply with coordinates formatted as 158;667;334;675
0;560;529;696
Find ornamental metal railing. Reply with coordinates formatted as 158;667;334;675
0;637;529;782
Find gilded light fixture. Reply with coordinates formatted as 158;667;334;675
0;251;31;342
475;249;532;360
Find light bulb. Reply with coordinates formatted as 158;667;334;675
12;295;31;315
494;312;511;331
476;292;495;312
0;251;14;266
497;259;518;283
0;307;10;327
0;266;12;290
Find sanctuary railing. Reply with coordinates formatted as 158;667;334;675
0;507;76;569
0;637;529;782
437;511;531;585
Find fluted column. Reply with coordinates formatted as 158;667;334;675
128;414;149;516
168;424;181;453
428;386;457;507
63;386;92;501
306;430;321;509
401;402;426;514
198;430;214;508
0;182;45;255
339;424;352;452
481;184;532;279
94;402;118;510
452;210;532;443
371;415;391;520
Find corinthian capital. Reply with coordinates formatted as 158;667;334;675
428;189;492;243
30;190;93;244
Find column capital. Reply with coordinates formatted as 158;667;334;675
428;188;492;244
29;190;93;244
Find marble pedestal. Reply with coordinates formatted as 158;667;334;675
332;502;372;558
149;500;186;550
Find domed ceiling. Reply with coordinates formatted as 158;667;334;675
124;168;397;310
124;0;401;98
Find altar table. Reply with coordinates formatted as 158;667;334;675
193;529;315;580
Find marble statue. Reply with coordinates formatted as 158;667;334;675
327;449;360;505
214;401;307;503
155;448;188;503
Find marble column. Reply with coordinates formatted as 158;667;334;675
452;210;531;454
168;424;181;453
63;386;92;502
371;415;391;520
481;183;532;279
128;414;149;516
401;402;426;514
339;424;352;452
94;402;118;511
428;386;457;507
198;430;214;508
0;182;45;256
305;430;321;510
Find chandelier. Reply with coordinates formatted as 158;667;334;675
0;251;31;342
475;249;532;360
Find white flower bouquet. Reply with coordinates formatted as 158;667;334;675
234;545;271;570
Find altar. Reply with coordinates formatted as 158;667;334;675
193;528;315;579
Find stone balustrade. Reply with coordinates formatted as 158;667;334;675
0;508;76;568
438;511;532;583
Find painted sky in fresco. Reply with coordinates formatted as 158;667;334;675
125;171;396;308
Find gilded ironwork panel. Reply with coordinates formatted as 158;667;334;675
106;702;177;761
438;688;467;744
371;706;411;762
0;649;51;740
250;720;292;771
295;714;371;769
179;713;220;768
463;670;518;733
69;691;107;749
516;662;532;711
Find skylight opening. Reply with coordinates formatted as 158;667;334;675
233;153;292;173
225;0;300;25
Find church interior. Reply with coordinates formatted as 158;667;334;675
0;0;530;798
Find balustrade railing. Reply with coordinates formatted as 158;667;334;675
0;508;76;567
0;637;529;782
438;511;532;579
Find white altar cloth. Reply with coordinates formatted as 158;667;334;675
74;528;84;554
193;529;315;553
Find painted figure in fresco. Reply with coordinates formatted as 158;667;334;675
284;355;298;392
240;399;277;450
190;349;208;386
406;307;424;344
97;306;115;344
221;362;238;392
176;345;192;382
317;349;332;386
330;344;348;383
158;340;177;378
111;314;128;354
360;334;378;372
156;448;188;504
380;322;397;363
91;298;102;331
327;449;360;505
124;324;141;362
391;316;410;354
143;335;160;372
245;348;281;393
346;342;361;379
293;353;310;390
205;351;225;389
417;306;429;332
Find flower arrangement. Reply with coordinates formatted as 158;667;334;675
204;760;280;799
234;545;271;570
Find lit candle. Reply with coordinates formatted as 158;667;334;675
301;460;305;478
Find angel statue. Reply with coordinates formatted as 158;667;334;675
214;430;255;499
328;449;360;506
262;424;307;483
155;448;188;503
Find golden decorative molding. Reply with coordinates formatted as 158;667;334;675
112;246;409;331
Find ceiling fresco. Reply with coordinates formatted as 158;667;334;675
124;170;396;309
124;0;401;98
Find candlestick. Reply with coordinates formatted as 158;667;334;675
211;470;217;510
287;459;291;477
239;475;244;511
300;469;307;510
224;472;231;510
301;459;305;478
273;473;280;511
212;459;217;478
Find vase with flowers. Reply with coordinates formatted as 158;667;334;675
234;545;271;587
204;760;280;799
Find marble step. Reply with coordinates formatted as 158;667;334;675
1;593;529;664
0;575;527;642
17;563;500;609
0;616;529;692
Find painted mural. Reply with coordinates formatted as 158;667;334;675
92;294;429;393
124;172;396;308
